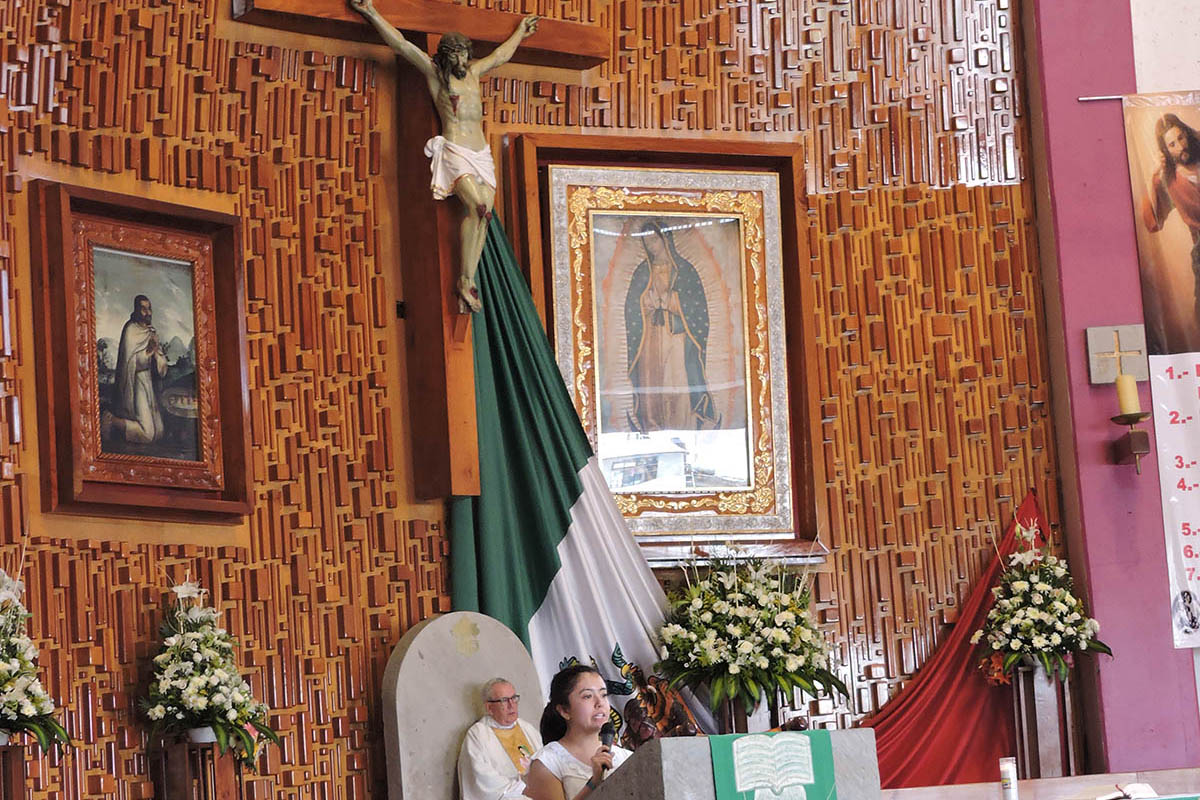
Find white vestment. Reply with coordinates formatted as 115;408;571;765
112;319;168;444
530;740;633;799
456;716;543;800
424;136;497;200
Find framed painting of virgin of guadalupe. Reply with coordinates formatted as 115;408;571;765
547;166;795;544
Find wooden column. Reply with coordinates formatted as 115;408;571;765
1012;663;1082;779
148;742;242;800
0;745;23;800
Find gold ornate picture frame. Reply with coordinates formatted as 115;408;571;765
548;166;793;543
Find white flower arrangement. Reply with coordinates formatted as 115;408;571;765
972;521;1112;682
143;580;279;768
656;556;846;714
0;568;69;752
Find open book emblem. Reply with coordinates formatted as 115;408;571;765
731;734;814;799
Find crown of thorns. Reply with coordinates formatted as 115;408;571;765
437;33;472;54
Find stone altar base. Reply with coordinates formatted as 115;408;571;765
590;729;880;800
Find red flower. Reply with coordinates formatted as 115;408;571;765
979;652;1011;685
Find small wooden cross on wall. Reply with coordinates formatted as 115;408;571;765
231;1;607;499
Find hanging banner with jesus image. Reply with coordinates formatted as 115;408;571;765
1122;91;1200;648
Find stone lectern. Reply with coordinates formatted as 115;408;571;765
381;611;544;800
589;730;882;800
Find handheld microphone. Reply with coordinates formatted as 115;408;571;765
599;721;615;774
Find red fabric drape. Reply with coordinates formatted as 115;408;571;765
864;490;1048;788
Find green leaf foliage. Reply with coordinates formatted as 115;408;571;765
0;569;71;755
142;583;280;770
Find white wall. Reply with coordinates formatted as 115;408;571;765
1131;0;1200;92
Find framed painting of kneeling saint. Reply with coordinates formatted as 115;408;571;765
547;166;793;543
29;182;251;518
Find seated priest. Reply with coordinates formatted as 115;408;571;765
458;678;544;800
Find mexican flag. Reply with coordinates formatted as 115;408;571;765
449;216;669;710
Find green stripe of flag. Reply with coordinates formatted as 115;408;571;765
450;215;594;645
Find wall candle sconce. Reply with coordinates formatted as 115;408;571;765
1084;324;1150;474
1112;372;1151;473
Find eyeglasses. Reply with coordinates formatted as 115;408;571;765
486;694;520;705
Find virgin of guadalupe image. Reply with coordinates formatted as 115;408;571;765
623;220;721;433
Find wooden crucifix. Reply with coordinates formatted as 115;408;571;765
232;1;607;499
352;0;539;313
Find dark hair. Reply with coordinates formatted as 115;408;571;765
637;219;671;251
637;219;678;286
1156;113;1200;182
131;294;151;321
538;665;601;744
432;32;472;86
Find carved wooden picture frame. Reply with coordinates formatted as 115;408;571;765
29;181;251;518
548;166;793;542
505;135;828;564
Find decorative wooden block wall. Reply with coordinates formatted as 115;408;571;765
474;0;1023;190
0;0;448;796
0;0;1054;796
801;181;1054;725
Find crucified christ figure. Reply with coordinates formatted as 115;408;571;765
350;0;538;313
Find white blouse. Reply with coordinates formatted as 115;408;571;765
530;740;633;798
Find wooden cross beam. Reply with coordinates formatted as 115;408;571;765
393;58;482;499
232;0;609;69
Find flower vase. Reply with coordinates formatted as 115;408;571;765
1012;658;1080;778
716;690;776;734
0;731;9;746
767;688;784;730
186;726;217;744
717;697;747;734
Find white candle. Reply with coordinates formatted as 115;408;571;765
999;757;1019;799
1116;373;1140;416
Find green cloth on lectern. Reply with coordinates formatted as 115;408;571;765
709;730;837;800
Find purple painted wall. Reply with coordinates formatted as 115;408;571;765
1028;0;1200;769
